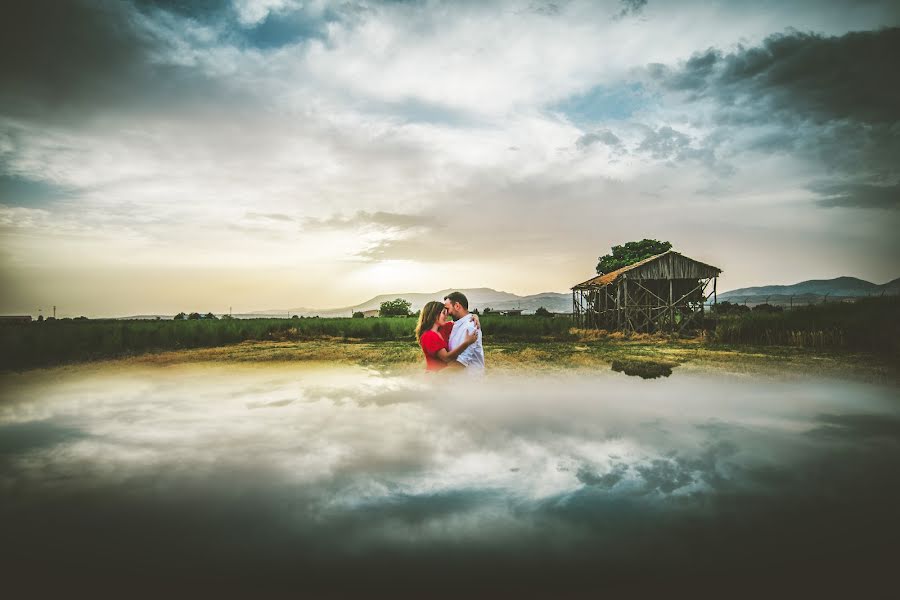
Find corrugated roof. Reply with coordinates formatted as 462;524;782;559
572;250;721;289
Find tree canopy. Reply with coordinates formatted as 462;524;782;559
596;239;672;274
379;298;411;317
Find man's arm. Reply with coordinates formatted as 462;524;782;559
454;322;482;367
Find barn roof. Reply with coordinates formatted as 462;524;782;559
572;250;722;290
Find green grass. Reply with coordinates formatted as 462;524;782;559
3;300;897;372
713;296;899;354
0;315;575;369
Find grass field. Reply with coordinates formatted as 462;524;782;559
713;296;899;353
2;298;897;375
0;315;574;369
21;337;896;385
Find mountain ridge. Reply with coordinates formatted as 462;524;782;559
252;288;572;317
718;276;899;301
117;276;899;319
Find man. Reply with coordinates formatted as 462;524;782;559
443;291;485;373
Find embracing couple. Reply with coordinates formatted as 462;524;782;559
414;291;485;374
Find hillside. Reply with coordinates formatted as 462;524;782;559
717;276;899;305
253;288;572;317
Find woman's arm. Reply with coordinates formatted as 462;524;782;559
435;330;478;364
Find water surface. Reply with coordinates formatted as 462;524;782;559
1;364;898;595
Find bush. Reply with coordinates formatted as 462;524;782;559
379;298;411;317
713;297;899;354
352;311;365;319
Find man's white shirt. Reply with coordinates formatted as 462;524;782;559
447;313;485;372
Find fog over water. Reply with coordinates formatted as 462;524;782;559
1;364;898;595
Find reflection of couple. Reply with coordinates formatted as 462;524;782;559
415;291;485;373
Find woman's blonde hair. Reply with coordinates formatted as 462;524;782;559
415;301;445;340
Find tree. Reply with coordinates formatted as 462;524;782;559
352;311;365;319
187;312;202;320
535;306;551;317
471;308;480;315
752;303;783;313
596;239;672;274
484;307;493;314
711;301;749;315
379;298;411;317
174;312;187;320
203;312;218;320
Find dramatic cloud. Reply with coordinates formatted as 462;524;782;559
1;1;898;315
812;182;900;210
648;27;900;208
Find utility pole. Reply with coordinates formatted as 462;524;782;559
53;305;56;319
789;294;794;310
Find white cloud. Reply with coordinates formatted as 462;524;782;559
1;0;898;314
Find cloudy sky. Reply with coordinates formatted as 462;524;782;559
1;0;898;316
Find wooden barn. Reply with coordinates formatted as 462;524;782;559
572;250;722;333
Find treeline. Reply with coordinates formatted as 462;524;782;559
713;296;899;354
0;315;575;370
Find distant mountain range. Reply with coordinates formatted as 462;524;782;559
119;276;898;319
250;287;573;317
716;276;900;305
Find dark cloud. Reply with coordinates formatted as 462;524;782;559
636;126;734;175
637;125;692;160
616;0;648;19
0;0;246;123
812;182;900;210
528;2;562;17
575;129;624;151
134;0;228;20
808;413;900;439
0;420;84;455
649;27;900;208
0;1;156;119
576;463;629;488
654;28;900;125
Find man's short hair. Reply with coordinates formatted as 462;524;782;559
444;291;468;310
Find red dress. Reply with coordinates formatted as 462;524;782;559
420;330;448;371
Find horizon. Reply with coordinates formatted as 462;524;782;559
10;273;898;320
2;1;899;317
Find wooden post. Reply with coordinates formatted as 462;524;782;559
623;277;628;333
616;282;622;330
669;279;673;333
572;290;577;327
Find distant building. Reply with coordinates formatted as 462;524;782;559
572;250;722;333
363;309;380;318
0;315;33;323
498;309;523;316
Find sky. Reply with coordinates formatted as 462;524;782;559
1;0;898;317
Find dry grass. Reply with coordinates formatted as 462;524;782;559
89;338;899;384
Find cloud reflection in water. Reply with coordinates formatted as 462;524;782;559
0;364;898;594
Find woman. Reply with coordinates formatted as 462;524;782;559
415;301;478;372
